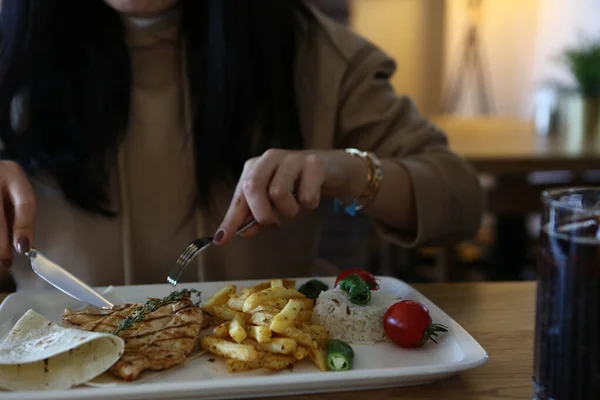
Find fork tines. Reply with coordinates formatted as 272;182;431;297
167;238;213;286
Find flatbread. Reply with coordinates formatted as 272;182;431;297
0;309;125;391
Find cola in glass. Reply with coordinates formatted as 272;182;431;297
534;188;600;399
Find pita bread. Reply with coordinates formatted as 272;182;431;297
0;309;124;391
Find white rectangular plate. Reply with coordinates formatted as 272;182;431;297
0;276;487;400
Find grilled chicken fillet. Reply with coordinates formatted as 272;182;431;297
63;291;204;381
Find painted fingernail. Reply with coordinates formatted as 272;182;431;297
313;195;321;209
272;215;281;226
213;230;225;244
17;237;30;254
1;259;12;268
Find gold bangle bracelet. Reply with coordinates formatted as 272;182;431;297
340;148;384;212
359;151;383;210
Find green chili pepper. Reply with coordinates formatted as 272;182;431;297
298;279;329;301
339;273;371;305
327;339;355;371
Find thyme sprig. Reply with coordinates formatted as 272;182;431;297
114;288;201;335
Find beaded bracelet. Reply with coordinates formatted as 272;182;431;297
334;148;383;216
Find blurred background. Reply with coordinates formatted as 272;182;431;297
314;0;600;283
2;0;599;290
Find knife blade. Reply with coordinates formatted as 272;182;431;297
25;249;114;309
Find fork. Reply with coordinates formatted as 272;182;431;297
167;219;258;286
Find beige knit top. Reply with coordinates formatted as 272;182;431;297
10;7;484;291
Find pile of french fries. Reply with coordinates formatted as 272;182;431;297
200;279;329;373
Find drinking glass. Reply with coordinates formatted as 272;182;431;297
534;188;600;399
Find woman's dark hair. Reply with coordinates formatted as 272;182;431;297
0;0;308;216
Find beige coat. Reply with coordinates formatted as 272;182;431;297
10;6;484;291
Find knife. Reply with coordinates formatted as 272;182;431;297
24;249;115;309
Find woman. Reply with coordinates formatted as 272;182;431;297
0;0;484;290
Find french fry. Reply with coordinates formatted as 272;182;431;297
226;352;295;372
271;279;298;289
244;337;297;355
277;326;318;349
270;279;284;288
243;287;305;312
263;338;297;355
247;282;271;295
260;352;296;371
248;305;281;315
200;336;259;361
213;322;229;338
238;288;251;300
298;297;314;310
203;285;236;313
268;279;297;289
226;359;262;373
297;310;313;322
249;312;274;327
247;325;272;343
227;296;245;312
298;323;328;348
282;279;296;288
270;299;303;332
299;323;328;340
201;280;329;373
213;305;250;323
262;297;313;311
229;315;247;343
308;347;328;372
294;346;310;361
257;300;285;311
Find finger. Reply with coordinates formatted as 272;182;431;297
242;150;282;225
216;156;274;245
215;195;270;243
268;155;302;218
214;186;251;245
297;154;325;210
0;199;11;267
238;224;262;238
7;172;36;254
236;213;261;238
215;150;284;245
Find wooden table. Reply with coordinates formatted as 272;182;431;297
434;116;600;174
267;282;536;400
0;282;536;400
428;117;600;280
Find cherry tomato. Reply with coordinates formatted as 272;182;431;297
335;269;379;290
383;300;448;348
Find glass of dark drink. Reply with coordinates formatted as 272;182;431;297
534;188;600;399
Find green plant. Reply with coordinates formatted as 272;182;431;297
563;39;600;99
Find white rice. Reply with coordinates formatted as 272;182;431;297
312;288;399;344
